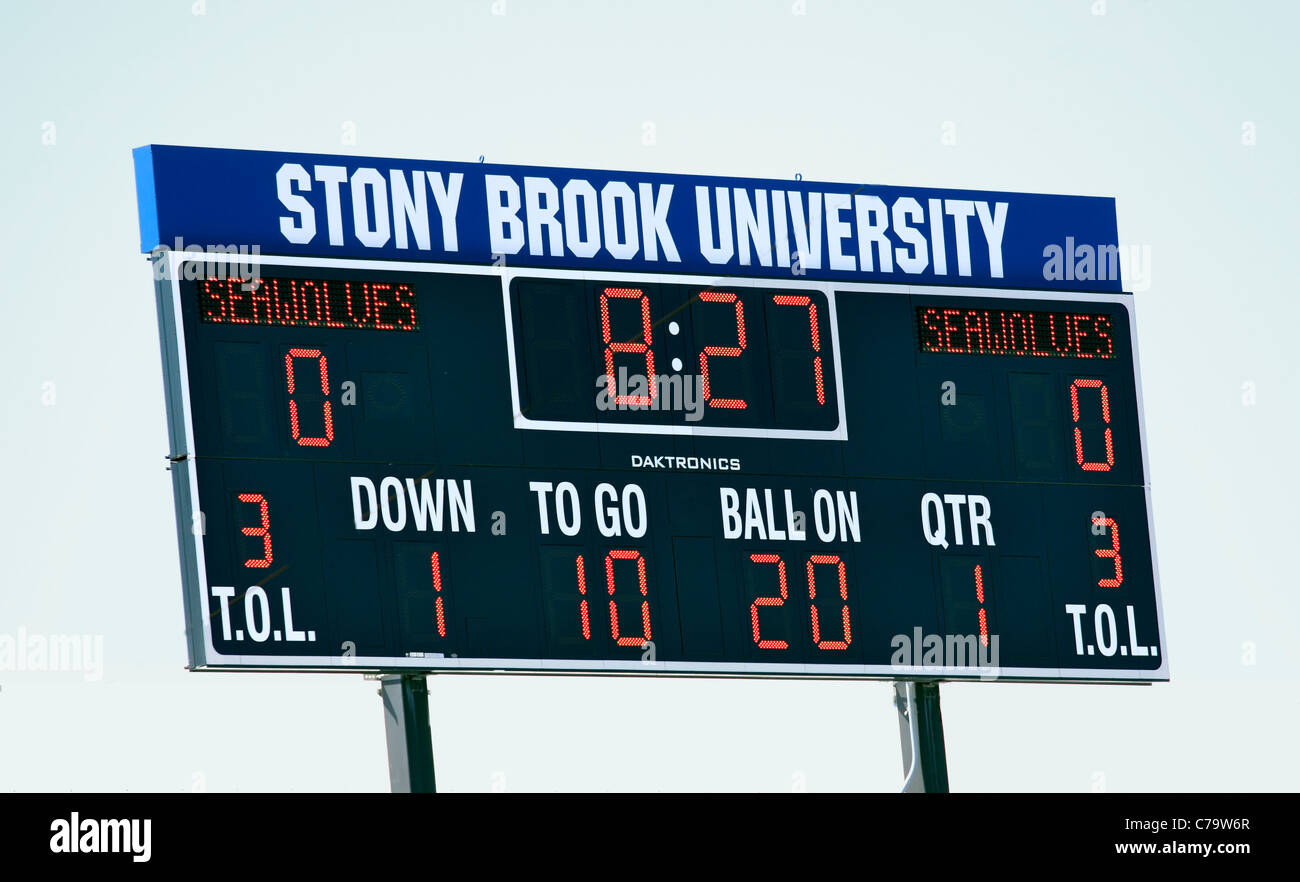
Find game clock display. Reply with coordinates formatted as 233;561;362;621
156;253;1164;680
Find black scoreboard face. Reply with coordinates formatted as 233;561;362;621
156;253;1165;681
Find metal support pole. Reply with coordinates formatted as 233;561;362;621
893;680;949;793
380;674;436;793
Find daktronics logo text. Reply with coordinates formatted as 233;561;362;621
631;455;741;472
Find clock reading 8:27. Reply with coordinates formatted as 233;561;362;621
509;278;840;432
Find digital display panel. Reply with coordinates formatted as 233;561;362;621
915;306;1116;359
198;276;420;332
155;254;1165;680
509;279;840;433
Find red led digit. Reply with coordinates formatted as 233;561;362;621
806;554;850;650
1048;314;1071;355
918;308;942;351
575;554;591;640
942;309;963;351
249;279;273;324
236;493;272;569
748;553;789;649
202;279;227;322
395;284;418;330
1096;315;1114;357
222;278;250;324
600;287;657;406
698;291;748;410
1010;312;1030;354
1092;517;1124;588
973;563;989;647
604;550;651;647
773;294;825;405
964;311;985;353
1070;378;1114;471
297;280;324;327
285;348;334;448
430;552;447;637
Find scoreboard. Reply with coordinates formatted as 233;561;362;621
136;146;1166;681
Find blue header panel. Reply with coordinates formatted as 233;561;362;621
133;145;1122;293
